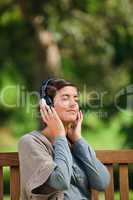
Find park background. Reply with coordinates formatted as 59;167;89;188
0;0;133;199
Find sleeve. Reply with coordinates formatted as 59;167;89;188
18;135;73;198
72;138;111;191
46;135;73;190
18;136;58;198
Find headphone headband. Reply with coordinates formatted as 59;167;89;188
40;77;55;99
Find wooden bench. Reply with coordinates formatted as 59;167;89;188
0;150;133;200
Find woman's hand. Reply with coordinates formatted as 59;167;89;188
67;110;83;143
40;99;66;137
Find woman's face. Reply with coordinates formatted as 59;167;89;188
53;86;79;124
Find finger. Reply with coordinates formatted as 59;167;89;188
40;99;52;114
51;107;59;119
41;101;50;112
41;106;49;120
46;105;53;116
80;110;83;121
77;111;80;121
76;111;82;122
79;110;82;119
40;109;48;123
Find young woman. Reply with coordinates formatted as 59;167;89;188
18;78;110;200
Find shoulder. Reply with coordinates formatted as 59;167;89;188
18;131;34;147
17;130;53;154
17;133;34;155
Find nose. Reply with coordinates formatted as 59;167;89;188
69;98;78;107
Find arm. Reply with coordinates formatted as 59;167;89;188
18;134;72;198
72;138;111;191
39;102;73;191
46;135;73;190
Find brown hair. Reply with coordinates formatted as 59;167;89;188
39;78;79;129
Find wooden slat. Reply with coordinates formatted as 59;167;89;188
0;153;18;167
105;164;114;200
0;150;133;166
10;166;20;200
91;189;99;200
96;150;133;164
119;164;129;200
0;167;3;200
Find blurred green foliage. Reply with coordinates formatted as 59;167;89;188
0;0;133;150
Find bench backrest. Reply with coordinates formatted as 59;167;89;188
0;150;133;200
92;150;133;200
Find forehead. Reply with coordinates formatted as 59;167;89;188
56;86;78;96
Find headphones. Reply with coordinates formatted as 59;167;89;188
40;77;55;107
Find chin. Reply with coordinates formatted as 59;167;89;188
61;113;77;124
64;117;77;123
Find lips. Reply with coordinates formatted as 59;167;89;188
67;110;77;113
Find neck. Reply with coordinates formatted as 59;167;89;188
41;126;54;144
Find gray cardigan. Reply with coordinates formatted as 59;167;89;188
18;130;110;200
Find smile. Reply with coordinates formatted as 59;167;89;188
67;111;76;114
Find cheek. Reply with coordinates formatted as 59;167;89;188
54;105;77;122
54;104;66;118
54;100;68;113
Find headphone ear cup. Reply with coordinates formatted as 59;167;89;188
45;96;53;106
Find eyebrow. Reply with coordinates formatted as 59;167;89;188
61;94;79;98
